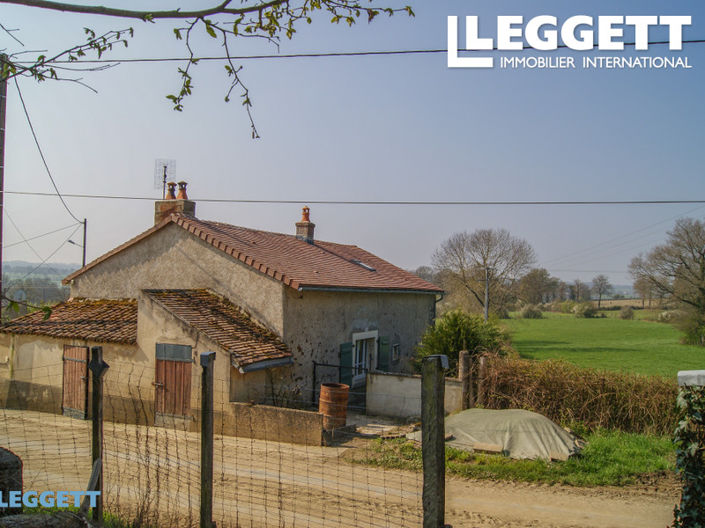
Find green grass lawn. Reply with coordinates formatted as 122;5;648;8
503;312;704;378
350;430;674;487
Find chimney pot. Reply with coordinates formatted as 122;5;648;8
295;206;315;244
155;180;196;225
176;181;188;200
166;182;177;200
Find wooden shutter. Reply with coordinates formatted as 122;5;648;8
339;342;353;386
155;344;193;416
62;345;89;419
377;336;390;372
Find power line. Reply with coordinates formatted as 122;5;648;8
543;204;705;267
3;221;82;249
15;224;82;283
15;38;705;65
546;269;631;274
13;78;82;223
4;209;42;261
3;190;705;206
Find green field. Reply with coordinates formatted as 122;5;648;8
503;312;705;378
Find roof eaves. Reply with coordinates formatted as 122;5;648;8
234;355;294;373
297;285;444;295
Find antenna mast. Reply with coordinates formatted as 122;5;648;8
154;159;176;198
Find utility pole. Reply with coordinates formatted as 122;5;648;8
0;54;8;322
82;218;87;268
483;266;489;322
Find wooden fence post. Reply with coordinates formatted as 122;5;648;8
89;346;109;527
311;361;317;408
476;356;486;407
200;351;216;528
422;354;449;528
458;351;471;410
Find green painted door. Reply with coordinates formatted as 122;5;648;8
339;342;353;386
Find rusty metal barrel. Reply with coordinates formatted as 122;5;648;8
318;383;349;431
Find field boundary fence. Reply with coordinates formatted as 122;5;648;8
0;346;452;527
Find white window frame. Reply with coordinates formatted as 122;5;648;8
391;343;401;363
351;330;378;387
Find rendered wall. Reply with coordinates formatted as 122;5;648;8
365;371;462;418
0;333;137;417
282;289;436;391
223;403;323;446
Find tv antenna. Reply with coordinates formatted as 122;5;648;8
154;159;176;198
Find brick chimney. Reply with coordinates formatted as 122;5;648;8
154;181;196;224
295;206;315;243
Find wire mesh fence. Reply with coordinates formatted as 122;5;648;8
0;351;424;528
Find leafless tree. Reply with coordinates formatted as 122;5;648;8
591;274;612;308
518;267;560;305
630;218;705;314
633;276;655;308
433;228;536;320
570;279;591;302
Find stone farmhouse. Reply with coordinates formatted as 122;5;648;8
0;182;442;427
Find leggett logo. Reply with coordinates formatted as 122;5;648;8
448;15;692;69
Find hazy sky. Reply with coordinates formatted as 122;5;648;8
1;0;703;285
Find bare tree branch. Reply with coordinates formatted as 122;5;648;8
629;218;705;314
0;21;24;45
0;0;287;20
1;0;414;134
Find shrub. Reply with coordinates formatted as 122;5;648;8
674;310;705;346
520;304;543;319
479;355;678;435
492;306;511;320
672;385;705;526
413;310;507;376
560;300;576;314
619;306;634;320
573;302;597;318
658;310;686;323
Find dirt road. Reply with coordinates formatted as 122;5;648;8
0;409;678;528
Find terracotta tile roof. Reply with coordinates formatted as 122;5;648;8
0;298;137;344
144;289;292;369
65;214;443;294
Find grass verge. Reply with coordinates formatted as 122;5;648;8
348;429;675;487
22;506;145;528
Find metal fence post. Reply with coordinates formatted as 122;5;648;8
422;354;449;528
200;351;216;528
89;346;109;527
